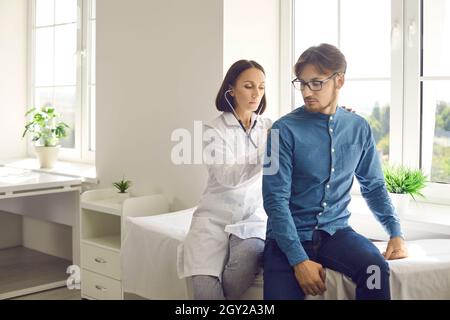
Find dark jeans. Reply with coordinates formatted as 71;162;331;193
263;227;391;300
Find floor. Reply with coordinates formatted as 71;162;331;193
0;246;72;300
11;288;147;300
12;287;81;300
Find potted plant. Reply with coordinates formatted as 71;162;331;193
22;106;70;169
113;176;132;203
383;165;427;217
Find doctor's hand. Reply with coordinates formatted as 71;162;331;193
341;105;356;113
383;236;408;260
293;260;327;296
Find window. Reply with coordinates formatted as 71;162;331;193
421;0;450;184
30;0;95;162
293;0;392;163
288;0;450;203
86;0;96;152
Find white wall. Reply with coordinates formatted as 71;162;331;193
96;0;281;210
223;0;280;121
0;0;28;159
96;0;225;209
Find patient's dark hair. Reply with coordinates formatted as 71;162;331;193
215;60;267;114
294;43;347;77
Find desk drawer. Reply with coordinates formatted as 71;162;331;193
82;269;122;300
82;243;120;280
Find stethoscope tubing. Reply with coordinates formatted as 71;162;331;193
224;90;261;148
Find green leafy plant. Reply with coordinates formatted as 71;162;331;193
113;177;132;193
383;165;427;200
22;106;70;147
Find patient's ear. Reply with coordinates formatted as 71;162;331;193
336;73;345;90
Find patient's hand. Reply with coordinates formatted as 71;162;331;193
383;236;408;260
293;260;327;296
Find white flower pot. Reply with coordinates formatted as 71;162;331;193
389;193;410;218
117;192;130;203
35;145;60;169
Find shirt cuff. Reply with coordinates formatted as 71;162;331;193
385;222;404;239
286;241;309;267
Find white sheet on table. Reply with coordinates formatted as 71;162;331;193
121;208;450;300
310;239;450;300
121;207;196;299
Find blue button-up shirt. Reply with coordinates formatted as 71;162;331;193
263;106;403;267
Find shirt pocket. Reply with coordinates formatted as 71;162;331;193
337;143;363;173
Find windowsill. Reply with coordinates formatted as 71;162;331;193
0;158;98;184
349;194;450;240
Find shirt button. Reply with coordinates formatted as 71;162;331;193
329;128;334;133
331;148;335;153
330;116;333;121
326;184;330;189
322;202;327;207
331;168;335;172
315;226;319;230
318;212;323;216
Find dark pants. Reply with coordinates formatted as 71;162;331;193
263;227;391;300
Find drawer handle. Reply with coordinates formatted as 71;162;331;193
94;257;107;264
95;285;107;292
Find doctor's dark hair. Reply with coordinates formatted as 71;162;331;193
215;60;267;114
294;43;347;77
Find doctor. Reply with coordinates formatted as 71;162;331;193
178;60;272;300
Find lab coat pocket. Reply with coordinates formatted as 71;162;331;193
188;216;225;237
181;216;229;277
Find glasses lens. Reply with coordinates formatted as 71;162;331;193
292;80;302;91
309;81;322;91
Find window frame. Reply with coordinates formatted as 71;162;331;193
281;0;450;205
81;0;95;162
28;0;95;163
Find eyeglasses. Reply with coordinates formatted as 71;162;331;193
291;72;339;91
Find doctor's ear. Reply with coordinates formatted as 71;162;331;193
227;87;234;96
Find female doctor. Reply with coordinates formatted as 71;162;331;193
178;60;272;300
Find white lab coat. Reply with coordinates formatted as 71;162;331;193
177;111;272;279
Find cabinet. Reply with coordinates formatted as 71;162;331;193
80;188;169;300
80;189;124;300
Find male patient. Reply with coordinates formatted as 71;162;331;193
262;43;408;300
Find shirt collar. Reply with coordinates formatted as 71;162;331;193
222;111;263;128
299;105;343;121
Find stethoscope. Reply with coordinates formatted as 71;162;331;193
224;89;261;148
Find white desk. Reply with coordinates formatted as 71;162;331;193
0;166;82;299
